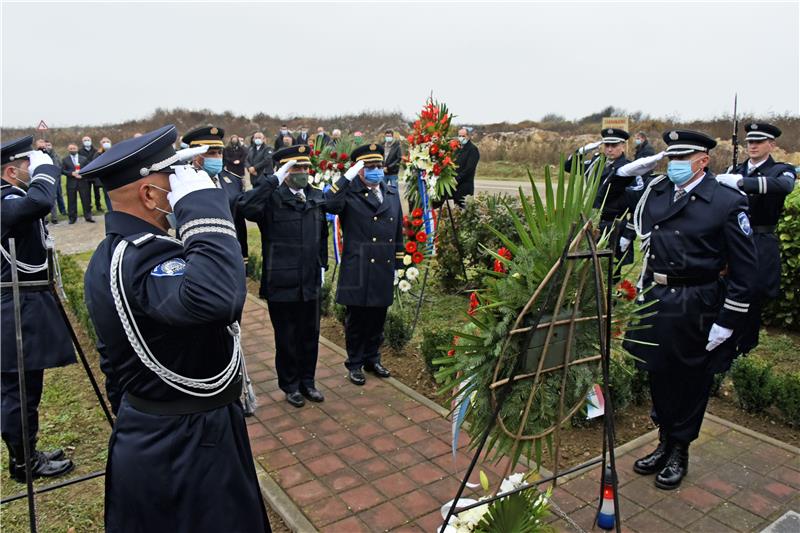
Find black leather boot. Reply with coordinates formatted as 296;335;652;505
9;445;74;483
633;433;670;475
655;442;689;490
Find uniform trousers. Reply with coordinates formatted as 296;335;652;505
267;299;319;393
344;305;388;371
1;370;44;446
649;365;714;445
66;176;93;222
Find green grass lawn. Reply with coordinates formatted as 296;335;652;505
51;177;110;221
476;160;539;182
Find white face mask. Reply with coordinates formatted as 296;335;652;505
83;140;92;148
102;142;111;150
253;138;263;146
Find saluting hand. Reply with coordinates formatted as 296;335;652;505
344;160;364;181
28;150;53;175
578;141;602;155
167;164;216;207
715;174;742;190
274;160;297;185
617;151;666;177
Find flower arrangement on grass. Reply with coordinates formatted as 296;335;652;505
308;134;358;188
394;207;428;296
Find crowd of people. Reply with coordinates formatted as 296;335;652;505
0;117;795;530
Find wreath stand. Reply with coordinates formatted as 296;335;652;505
440;218;622;533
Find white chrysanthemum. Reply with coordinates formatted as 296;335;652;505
396;268;405;279
406;266;420;281
403;254;413;266
398;280;411;292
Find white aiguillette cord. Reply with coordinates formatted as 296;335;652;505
632;175;668;299
109;238;241;397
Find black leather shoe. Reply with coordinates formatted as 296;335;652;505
286;391;305;408
655;443;689;490
301;387;325;402
86;218;96;223
348;369;366;386
10;452;74;483
633;436;670;475
366;362;391;378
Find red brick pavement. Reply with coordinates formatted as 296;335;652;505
241;298;800;532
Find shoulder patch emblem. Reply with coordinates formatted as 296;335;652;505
737;212;752;236
3;194;22;200
223;176;232;183
151;258;187;277
783;171;795;178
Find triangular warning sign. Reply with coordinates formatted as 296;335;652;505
36;120;48;130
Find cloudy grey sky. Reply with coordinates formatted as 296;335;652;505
2;1;798;128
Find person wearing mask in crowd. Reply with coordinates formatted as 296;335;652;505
316;126;332;147
238;144;328;408
1;136;76;483
353;131;364;144
331;129;342;146
325;144;403;386
80;135;103;213
223;134;248;178
295;127;310;145
62;143;94;224
96;137;114;212
634;131;656;160
453;127;480;207
36;139;65;224
279;135;294;150
273;124;293;150
383;129;402;188
246;131;274;188
80;125;270;532
716;122;797;356
183;126;249;266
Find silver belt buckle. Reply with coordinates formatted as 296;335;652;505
653;272;668;285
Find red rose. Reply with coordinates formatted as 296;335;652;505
330;151;338;159
407;134;415;144
319;160;328;170
412;251;424;264
337;162;344;170
411;218;423;227
314;150;321;156
405;241;417;253
415;231;427;242
340;153;348;161
412;207;423;218
308;169;316;176
432;163;442;175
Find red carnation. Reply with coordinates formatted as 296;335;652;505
330;151;338;159
416;231;427;242
314;150;321;156
412;207;423;218
618;280;637;301
468;292;479;315
308;169;316;176
447;349;455;357
337;162;345;170
407;134;415;143
449;139;459;150
406;229;416;238
493;259;506;274
405;241;417;253
340;153;348;161
411;218;423;227
319;160;328;170
430;144;440;155
432;163;442;175
498;247;512;260
412;251;424;264
423;134;432;143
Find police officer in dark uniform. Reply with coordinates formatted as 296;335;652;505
1;136;76;482
238;145;328;408
715;122;796;355
81;126;270;532
624;130;757;490
566;128;634;270
182;125;249;266
326;144;404;385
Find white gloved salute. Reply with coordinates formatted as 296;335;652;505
28;150;54;175
617;151;667;177
715;173;743;190
619;236;631;253
344;160;364;181
705;323;733;351
577;141;602;155
167;165;216;207
274;160;297;185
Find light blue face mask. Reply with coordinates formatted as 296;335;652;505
458;136;467;145
667;160;695;186
364;167;384;183
203;157;223;176
149;184;177;229
634;138;642;146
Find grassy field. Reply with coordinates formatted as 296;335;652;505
50;177;110;221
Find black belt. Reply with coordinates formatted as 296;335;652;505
126;378;242;416
1;284;50;295
752;225;776;234
649;271;720;287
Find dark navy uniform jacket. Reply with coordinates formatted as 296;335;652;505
731;156;796;298
624;173;758;374
217;168;244;212
325;175;404;307
1;164;75;372
238;175;328;302
566;153;633;221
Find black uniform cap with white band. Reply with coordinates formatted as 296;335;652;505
600;128;629;144
350;143;385;163
744;122;782;141
662;129;717;156
1;135;34;165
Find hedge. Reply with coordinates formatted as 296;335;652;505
764;185;800;330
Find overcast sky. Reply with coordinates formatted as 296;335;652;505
2;1;798;128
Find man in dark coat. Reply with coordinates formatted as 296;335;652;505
62;143;95;224
80;135;103;212
273;124;294;150
238;145;328;408
715;122;796;355
1;136;76;482
246;131;274;188
295;127;310;145
326;144;404;385
81;125;270;533
183;125;249;264
624;130;757;490
223;134;247;177
453;127;480;207
383;129;402;188
634;131;656;160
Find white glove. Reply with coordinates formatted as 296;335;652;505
28;150;53;175
705;323;733;351
619;237;631;253
578;141;602;155
617;151;667;177
321;267;326;287
274;160;297;184
167;165;215;207
344;160;364;181
715;174;742;190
